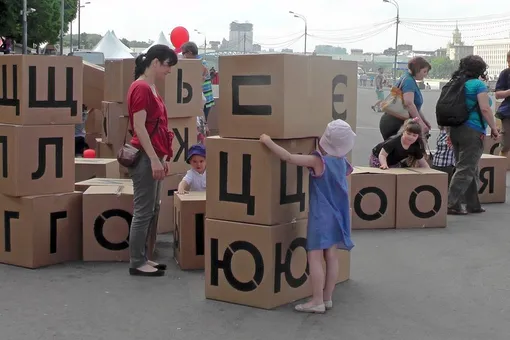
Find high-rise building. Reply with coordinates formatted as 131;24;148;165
474;38;510;78
228;22;253;52
446;24;474;61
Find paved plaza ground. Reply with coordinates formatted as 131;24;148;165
1;88;509;340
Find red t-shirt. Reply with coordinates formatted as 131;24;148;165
127;81;173;159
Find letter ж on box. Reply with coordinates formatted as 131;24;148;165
217;54;357;139
0;55;83;125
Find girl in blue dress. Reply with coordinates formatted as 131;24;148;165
260;119;356;314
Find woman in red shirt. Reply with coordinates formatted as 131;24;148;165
127;45;177;277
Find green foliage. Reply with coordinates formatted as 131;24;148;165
428;57;459;79
0;0;77;46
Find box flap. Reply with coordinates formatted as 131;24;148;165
84;185;133;196
75;158;118;165
176;191;206;202
480;154;506;160
76;178;132;186
352;166;396;175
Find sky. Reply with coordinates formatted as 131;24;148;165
75;0;510;53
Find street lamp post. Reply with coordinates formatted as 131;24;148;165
383;0;400;81
194;29;207;60
60;0;64;55
22;0;28;54
289;11;307;54
77;1;91;50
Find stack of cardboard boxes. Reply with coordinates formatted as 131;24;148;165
203;54;358;309
0;55;83;268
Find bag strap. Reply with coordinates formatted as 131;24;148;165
123;117;160;143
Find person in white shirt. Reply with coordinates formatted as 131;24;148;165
177;144;206;194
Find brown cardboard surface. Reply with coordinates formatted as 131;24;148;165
74;158;120;182
83;61;104;110
85;132;100;150
157;173;185;234
104;59;135;103
206;136;315;225
82;185;134;262
217;54;357;139
0;55;83;125
0;124;75;197
101;101;126;145
96;139;116;158
75;178;132;192
483;134;510;170
173;192;206;270
392;168;448;228
350;167;397;229
84;109;103;135
156;59;203;118
207;97;219;131
0;192;82;268
168;117;196;174
114;116;132;153
478;154;507;203
204;218;350;310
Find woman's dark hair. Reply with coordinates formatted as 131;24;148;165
181;42;199;56
408;57;432;76
134;45;178;80
451;55;488;81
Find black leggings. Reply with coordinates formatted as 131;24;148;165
379;113;405;140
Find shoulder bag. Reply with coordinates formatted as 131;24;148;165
381;76;413;120
117;119;160;168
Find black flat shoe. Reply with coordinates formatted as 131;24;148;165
467;207;486;214
447;207;468;215
153;263;167;270
129;268;165;277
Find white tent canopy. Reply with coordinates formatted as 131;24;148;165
93;30;134;59
110;30;135;55
143;32;173;53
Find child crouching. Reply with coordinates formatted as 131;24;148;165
260;119;355;314
177;144;206;194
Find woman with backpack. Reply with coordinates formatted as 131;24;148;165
443;55;500;215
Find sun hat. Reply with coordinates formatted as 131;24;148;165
186;144;206;163
319;120;356;158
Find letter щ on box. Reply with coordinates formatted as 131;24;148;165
217;54;357;139
0;55;83;125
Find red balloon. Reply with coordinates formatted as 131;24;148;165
170;26;189;49
174;47;182;54
83;149;96;158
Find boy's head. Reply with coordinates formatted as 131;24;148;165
186;144;206;173
319;120;356;157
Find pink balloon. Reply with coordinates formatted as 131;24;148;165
170;26;189;49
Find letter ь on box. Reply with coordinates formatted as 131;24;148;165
0;55;83;125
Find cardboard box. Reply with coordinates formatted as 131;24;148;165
218;54;357;139
102;101;126;145
114;115;132;152
206;136;315;225
75;178;132;191
207;97;219;132
156;59;204;118
168;117;196;174
0;55;83;125
84;132;100;151
157;173;184;234
83;61;104;110
392;168;448;228
478;154;507;203
0;192;82;268
74;158;120;182
173;192;206;270
204;218;350;309
84;109;103;135
104;59;135;103
0;124;75;197
483;134;510;170
95;138;116;158
82;185;134;262
350;167;397;229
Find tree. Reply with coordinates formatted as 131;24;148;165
0;0;77;46
428;57;459;79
